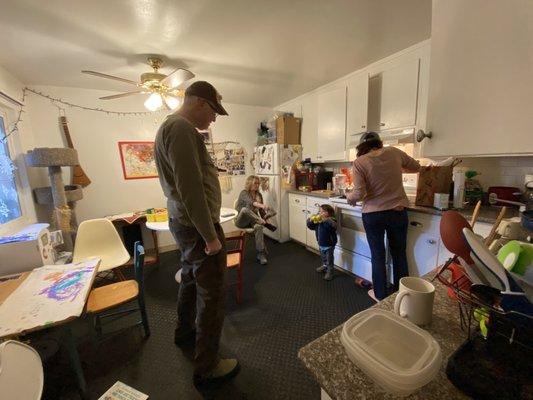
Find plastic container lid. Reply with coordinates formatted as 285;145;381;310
341;309;441;396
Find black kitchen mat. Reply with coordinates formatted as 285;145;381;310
41;239;374;399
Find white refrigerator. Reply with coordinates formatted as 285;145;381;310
254;143;302;242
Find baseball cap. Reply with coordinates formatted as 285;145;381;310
358;131;381;145
185;81;228;116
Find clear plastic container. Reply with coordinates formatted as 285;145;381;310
344;311;434;372
341;309;442;396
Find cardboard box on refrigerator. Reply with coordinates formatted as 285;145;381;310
276;116;301;145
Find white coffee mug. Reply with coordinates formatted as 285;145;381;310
394;277;435;326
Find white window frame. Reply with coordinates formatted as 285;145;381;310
0;98;34;236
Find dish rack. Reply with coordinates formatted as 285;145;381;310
435;259;533;351
436;260;532;399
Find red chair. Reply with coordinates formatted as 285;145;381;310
225;231;246;303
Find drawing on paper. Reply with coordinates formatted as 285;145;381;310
118;141;158;180
38;266;94;302
0;259;99;337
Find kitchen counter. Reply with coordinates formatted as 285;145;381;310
288;189;333;199
298;271;470;400
407;203;520;224
289;189;521;224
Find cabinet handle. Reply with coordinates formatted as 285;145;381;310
315;203;320;207
295;199;300;203
361;125;366;129
416;129;433;143
410;221;422;227
380;122;386;127
427;239;436;245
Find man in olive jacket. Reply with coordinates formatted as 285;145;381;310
154;81;239;387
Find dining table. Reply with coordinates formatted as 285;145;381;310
145;207;238;231
0;259;100;399
145;207;239;284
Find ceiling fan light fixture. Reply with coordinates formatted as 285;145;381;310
164;95;181;110
144;92;163;111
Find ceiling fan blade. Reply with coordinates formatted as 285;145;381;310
99;91;144;100
160;68;195;90
82;70;139;86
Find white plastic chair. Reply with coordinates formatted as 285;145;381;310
0;340;44;400
73;218;130;273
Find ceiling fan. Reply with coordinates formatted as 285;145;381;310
82;57;195;111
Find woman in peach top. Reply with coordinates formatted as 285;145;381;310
347;132;421;301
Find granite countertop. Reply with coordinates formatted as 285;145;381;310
298;272;471;400
407;203;520;224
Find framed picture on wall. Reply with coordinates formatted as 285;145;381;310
117;141;158;180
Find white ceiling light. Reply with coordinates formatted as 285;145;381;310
164;95;181;110
144;93;163;111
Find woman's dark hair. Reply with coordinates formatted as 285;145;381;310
320;204;335;217
356;138;383;157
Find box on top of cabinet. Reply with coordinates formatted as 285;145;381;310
276;116;302;145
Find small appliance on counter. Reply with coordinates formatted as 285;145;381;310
488;186;522;207
294;167;333;191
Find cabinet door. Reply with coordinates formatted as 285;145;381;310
305;197;324;250
406;230;439;277
422;0;533;157
379;58;420;131
301;94;318;161
289;203;307;244
406;213;440;277
317;86;347;162
346;72;369;136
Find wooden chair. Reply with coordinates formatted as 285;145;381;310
225;230;246;303
86;241;150;339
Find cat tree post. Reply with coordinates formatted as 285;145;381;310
26;147;80;252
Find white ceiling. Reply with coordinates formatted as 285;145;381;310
0;0;431;107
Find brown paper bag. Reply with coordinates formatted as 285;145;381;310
415;166;453;207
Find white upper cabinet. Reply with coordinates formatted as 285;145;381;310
369;58;420;132
317;86;347;162
300;94;318;161
346;72;369;136
422;0;533;157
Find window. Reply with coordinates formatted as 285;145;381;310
0;114;22;224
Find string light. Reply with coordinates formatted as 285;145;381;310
1;108;24;145
24;88;161;116
2;87;166;144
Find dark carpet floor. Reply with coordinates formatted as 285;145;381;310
40;238;374;400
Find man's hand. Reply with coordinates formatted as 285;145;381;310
205;237;222;255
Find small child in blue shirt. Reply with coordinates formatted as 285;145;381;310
307;204;337;281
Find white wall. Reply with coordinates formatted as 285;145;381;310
25;86;272;248
0;65;37;236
